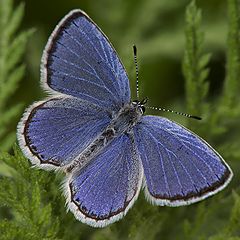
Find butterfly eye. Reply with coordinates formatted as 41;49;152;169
140;105;145;114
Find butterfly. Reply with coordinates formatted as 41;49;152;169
17;9;233;228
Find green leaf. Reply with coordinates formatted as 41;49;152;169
0;147;60;239
182;0;210;131
5;3;25;40
0;0;33;151
198;53;212;71
222;0;240;107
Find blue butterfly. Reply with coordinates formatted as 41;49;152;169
17;10;233;228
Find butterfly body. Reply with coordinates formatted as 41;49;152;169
111;101;143;132
65;100;143;173
17;9;233;228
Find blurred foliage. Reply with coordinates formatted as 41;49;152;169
0;146;60;240
223;0;240;107
182;0;210;121
0;0;33;151
0;0;240;239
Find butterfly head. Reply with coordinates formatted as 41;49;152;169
132;97;148;115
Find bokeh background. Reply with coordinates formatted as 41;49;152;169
0;0;240;239
14;0;227;110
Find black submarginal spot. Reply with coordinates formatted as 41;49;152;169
31;145;37;152
82;205;87;212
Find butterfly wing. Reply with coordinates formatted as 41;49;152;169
42;10;130;111
64;133;143;227
17;97;111;170
133;115;233;206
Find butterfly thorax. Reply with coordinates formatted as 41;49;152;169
111;101;143;134
65;102;143;173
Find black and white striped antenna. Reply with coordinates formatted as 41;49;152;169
146;106;202;120
133;45;139;99
132;45;201;120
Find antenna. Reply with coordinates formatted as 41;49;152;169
131;45;201;121
146;106;202;120
133;45;139;99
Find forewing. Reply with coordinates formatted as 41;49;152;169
134;116;233;206
42;10;130;111
64;133;143;227
17;97;111;170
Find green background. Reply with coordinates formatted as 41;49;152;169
0;0;240;239
14;0;228;110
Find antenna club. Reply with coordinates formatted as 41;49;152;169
133;45;137;55
191;116;202;120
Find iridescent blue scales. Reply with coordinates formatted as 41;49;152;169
17;10;233;227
